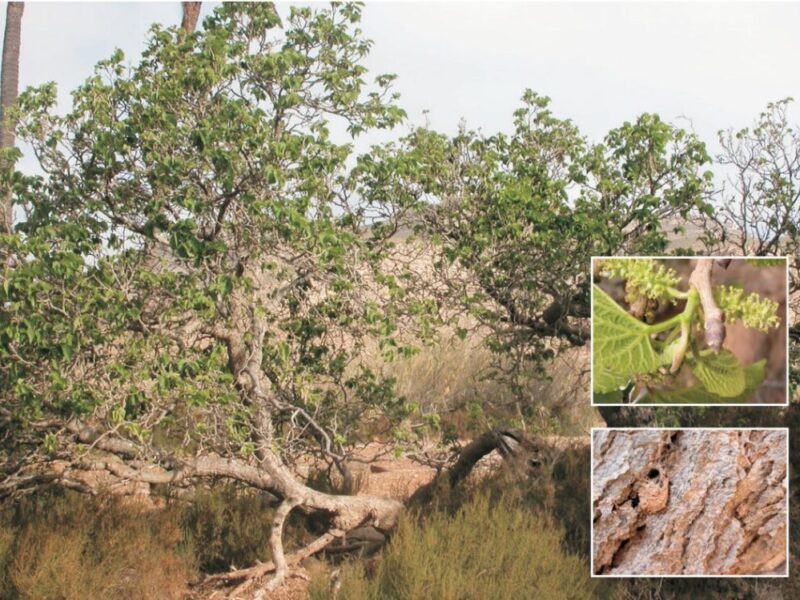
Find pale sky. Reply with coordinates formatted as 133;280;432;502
2;1;799;170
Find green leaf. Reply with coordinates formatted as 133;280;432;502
592;284;660;392
640;359;766;404
593;363;631;394
593;389;624;404
692;349;745;397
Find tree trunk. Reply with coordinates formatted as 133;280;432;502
592;429;787;576
408;428;540;507
180;2;201;32
1;1;23;235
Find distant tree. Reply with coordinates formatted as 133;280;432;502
701;98;799;395
0;3;426;592
1;1;23;235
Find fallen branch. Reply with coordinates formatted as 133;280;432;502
408;428;540;507
198;529;347;600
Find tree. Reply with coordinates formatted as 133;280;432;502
181;1;201;33
701;98;800;397
1;1;23;235
0;3;425;592
359;92;713;414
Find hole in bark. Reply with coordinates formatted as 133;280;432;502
631;493;640;508
647;468;660;479
611;538;630;567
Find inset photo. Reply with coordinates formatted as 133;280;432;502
591;428;789;577
591;257;788;405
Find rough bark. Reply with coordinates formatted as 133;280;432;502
592;429;787;576
1;1;23;235
180;2;201;32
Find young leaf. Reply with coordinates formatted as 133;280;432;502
691;349;746;397
592;284;660;391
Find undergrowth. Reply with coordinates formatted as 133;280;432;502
310;473;601;600
0;490;192;599
311;498;595;600
0;485;290;600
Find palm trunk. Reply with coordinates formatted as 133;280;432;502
180;2;201;32
1;1;23;235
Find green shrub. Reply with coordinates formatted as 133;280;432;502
312;490;597;600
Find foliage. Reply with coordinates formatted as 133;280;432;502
593;283;662;394
593;258;779;404
0;2;433;489
359;91;713;410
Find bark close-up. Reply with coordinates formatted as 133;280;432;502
592;429;787;576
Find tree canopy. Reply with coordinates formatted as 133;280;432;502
1;4;426;588
358;90;714;400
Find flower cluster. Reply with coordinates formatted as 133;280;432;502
713;285;781;332
597;258;682;302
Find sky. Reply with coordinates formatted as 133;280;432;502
2;1;799;171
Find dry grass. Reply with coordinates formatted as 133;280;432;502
0;491;192;600
0;486;304;600
383;333;595;438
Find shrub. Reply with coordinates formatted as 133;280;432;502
312;490;598;600
179;485;276;573
0;485;309;598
